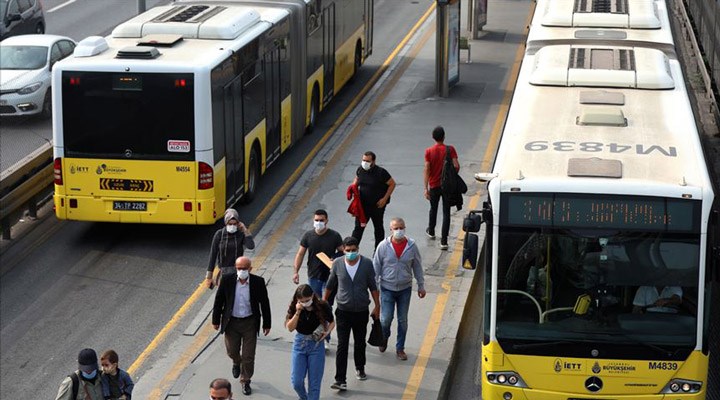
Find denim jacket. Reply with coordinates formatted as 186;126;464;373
100;368;134;399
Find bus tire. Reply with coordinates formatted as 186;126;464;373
351;41;362;80
41;89;51;119
243;147;260;204
306;87;319;135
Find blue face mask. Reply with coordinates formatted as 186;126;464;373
345;251;359;261
81;369;97;379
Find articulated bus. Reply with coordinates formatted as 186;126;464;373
462;0;719;398
52;0;373;224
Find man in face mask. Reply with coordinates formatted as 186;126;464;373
54;348;104;400
212;256;271;396
292;209;343;291
324;237;380;391
349;151;396;251
372;217;426;361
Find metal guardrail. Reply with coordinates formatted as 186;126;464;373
0;142;53;240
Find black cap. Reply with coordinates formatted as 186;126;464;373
77;348;98;373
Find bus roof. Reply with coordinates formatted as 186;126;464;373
56;3;289;70
492;43;712;199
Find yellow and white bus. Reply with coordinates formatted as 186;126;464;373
462;0;720;398
52;0;373;224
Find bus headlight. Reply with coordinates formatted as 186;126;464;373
661;379;702;394
486;371;528;388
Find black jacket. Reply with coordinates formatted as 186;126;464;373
212;273;271;335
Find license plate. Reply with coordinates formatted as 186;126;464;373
113;201;147;211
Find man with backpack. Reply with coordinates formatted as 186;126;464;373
423;126;460;250
55;348;104;400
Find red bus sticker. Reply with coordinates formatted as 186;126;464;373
168;140;191;153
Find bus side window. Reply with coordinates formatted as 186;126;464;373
242;63;265;134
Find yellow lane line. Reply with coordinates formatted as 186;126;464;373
138;3;438;396
401;2;537;398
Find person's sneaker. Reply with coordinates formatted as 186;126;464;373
440;242;449;250
396;350;408;360
232;364;240;379
242;382;252;395
356;369;367;380
331;381;347;391
425;228;436;240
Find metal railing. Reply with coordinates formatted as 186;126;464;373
682;0;720;122
0;143;53;240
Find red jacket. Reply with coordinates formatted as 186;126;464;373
346;184;367;225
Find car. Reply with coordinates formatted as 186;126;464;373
0;0;45;41
0;34;75;117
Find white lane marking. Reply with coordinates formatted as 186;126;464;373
47;0;78;13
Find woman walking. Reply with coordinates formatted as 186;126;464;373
286;284;335;400
205;208;254;288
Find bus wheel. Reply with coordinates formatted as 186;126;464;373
41;89;51;118
352;42;362;80
244;147;260;204
306;88;319;135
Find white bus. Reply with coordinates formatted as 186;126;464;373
52;0;373;224
462;0;719;398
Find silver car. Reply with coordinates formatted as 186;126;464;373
0;34;75;117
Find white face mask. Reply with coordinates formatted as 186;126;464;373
313;220;326;231
237;269;249;280
226;225;238;234
299;299;313;308
361;161;371;171
392;229;405;240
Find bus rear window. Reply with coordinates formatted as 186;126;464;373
61;72;195;161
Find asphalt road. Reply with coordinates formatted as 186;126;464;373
0;1;436;398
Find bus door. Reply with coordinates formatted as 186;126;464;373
264;46;281;166
223;77;244;204
364;0;374;57
322;3;335;103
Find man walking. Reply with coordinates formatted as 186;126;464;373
424;126;459;250
212;256;272;396
373;217;426;360
55;348;104;400
292;209;344;296
324;237;380;391
209;378;234;400
350;151;396;251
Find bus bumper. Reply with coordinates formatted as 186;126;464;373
54;195;216;225
482;386;706;400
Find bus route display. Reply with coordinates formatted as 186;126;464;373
502;193;699;232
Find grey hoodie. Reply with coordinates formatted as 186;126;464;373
373;236;424;292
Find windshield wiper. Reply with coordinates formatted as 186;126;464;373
511;340;577;350
601;332;676;357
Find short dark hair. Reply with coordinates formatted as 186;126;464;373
363;151;376;161
342;236;359;247
314;209;328;218
432;126;445;142
210;378;232;391
100;350;118;364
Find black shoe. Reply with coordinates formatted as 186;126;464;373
331;381;347;391
425;228;436;240
379;337;387;353
232;364;240;379
242;382;252;395
356;368;367;380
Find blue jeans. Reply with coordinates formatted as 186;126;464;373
308;277;331;343
380;287;412;351
291;333;326;400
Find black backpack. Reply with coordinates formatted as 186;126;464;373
68;372;79;400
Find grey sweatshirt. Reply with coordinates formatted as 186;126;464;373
372;236;425;292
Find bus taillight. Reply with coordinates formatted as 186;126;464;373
54;158;63;185
198;162;213;190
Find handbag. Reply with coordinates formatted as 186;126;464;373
367;316;384;347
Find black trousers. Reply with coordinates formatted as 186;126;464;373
351;204;386;252
334;309;369;383
428;187;451;244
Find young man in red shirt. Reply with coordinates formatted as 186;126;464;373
423;126;459;250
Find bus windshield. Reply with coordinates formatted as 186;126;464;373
493;194;701;359
61;71;195;161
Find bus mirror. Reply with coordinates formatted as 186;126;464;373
463;211;483;233
463;233;479;270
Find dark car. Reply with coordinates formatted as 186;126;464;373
0;0;45;41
